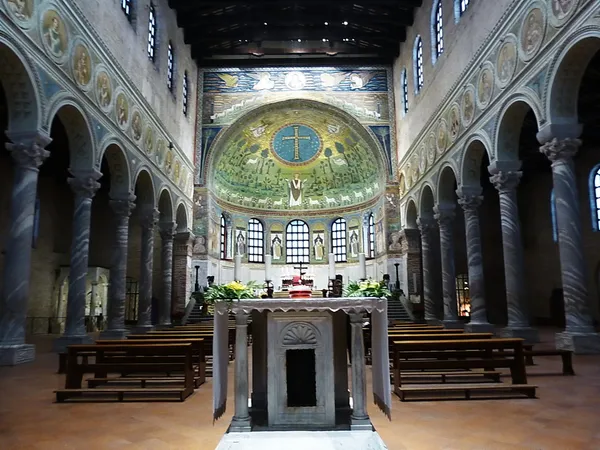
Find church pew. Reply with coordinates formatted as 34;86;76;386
391;338;536;401
95;338;206;387
55;343;195;402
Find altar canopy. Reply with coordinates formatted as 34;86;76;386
212;297;392;427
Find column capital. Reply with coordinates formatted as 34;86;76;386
457;193;483;212
68;169;102;199
540;137;581;163
6;134;51;170
109;194;136;217
159;221;176;240
140;208;160;231
175;231;193;243
235;312;249;326
434;204;455;226
349;312;365;324
416;217;436;234
490;171;522;193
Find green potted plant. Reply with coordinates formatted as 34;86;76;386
204;280;260;309
344;279;391;299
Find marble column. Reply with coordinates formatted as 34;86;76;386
158;222;176;326
99;195;136;339
417;217;439;323
53;170;102;352
434;205;463;329
0;135;51;366
136;208;159;332
173;232;193;318
231;312;251;432
540;138;600;353
457;191;494;333
349;313;371;430
490;171;538;343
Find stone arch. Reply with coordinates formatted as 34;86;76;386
405;199;418;229
133;167;155;209
158;187;174;222
175;202;189;232
0;33;42;133
46;97;95;171
459;135;493;187
98;141;131;197
495;95;543;161
546;30;600;127
419;183;435;218
437;164;458;206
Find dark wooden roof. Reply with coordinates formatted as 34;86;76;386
168;0;422;66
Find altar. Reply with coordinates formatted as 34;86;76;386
212;297;391;448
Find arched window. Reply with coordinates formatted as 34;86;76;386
247;219;264;263
551;190;558;242
220;214;227;260
367;213;375;258
413;36;424;93
121;0;133;20
286;220;310;264
400;68;409;116
432;0;444;62
455;274;470;316
590;165;600;230
167;42;174;91
331;218;347;262
455;0;471;22
147;3;156;61
182;70;189;116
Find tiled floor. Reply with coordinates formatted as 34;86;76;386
1;330;599;450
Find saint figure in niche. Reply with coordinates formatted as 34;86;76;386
236;231;246;256
349;230;359;257
314;235;324;261
271;235;282;260
288;173;305;207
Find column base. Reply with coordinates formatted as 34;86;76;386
442;320;464;330
99;329;129;340
132;325;154;334
350;417;373;431
0;344;35;365
52;335;93;353
498;326;539;344
229;417;252;433
556;331;600;354
464;322;495;333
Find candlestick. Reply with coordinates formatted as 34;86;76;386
328;253;336;279
359;253;367;280
264;254;272;281
234;254;242;282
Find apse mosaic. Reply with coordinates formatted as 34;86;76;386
209;100;386;213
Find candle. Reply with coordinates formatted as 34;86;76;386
264;254;272;281
234;254;242;282
359;253;367;280
328;253;336;279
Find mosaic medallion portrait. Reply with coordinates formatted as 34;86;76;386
72;43;92;88
96;71;112;110
520;8;545;59
41;10;68;60
497;38;517;87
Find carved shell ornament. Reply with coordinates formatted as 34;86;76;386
283;323;318;345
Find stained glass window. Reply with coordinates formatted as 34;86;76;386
247;219;264;263
167;42;174;91
435;1;444;58
415;37;424;92
331;218;347;262
286;220;310;264
182;70;189;116
147;4;156;61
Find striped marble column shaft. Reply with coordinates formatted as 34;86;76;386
417;217;438;322
0;140;50;345
106;196;136;333
541;138;594;333
349;313;368;421
233;312;250;423
457;194;489;325
490;171;529;327
61;171;102;338
159;222;176;326
137;208;159;328
434;205;458;322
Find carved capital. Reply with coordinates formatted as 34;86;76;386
109;194;136;217
6;139;51;170
159;221;177;240
140;208;160;231
349;313;365;324
457;194;483;212
68;169;102;199
235;312;249;326
490;171;522;193
416;217;436;235
433;204;455;226
540;137;581;163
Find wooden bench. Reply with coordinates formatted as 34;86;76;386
519;345;574;375
392;338;536;401
55;343;195;402
95;338;206;387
